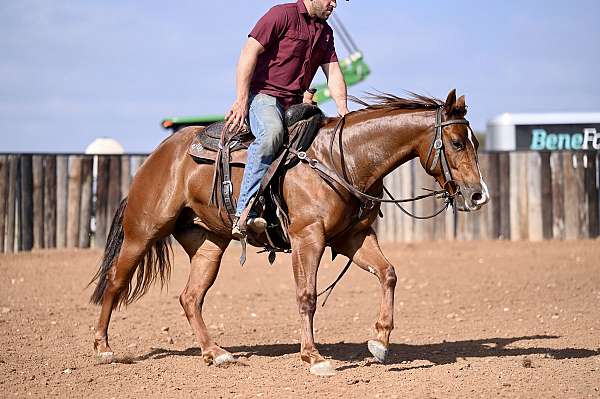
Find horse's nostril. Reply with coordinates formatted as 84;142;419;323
471;192;483;203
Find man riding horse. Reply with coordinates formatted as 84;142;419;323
89;0;489;378
225;0;349;238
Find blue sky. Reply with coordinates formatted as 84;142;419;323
1;0;599;153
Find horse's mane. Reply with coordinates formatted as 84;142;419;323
349;91;444;113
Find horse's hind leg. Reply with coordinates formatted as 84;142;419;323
173;228;233;365
94;237;150;360
92;199;176;361
332;227;397;363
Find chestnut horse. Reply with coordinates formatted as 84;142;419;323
90;89;489;376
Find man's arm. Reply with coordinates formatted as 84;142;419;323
321;62;349;116
225;37;265;131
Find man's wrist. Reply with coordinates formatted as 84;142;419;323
336;102;349;116
238;91;249;100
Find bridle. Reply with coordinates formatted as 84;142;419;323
423;106;475;197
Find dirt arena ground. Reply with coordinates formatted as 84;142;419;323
1;240;599;398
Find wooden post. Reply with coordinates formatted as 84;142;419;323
56;156;68;248
539;152;554;239
455;209;467;241
400;161;414;242
574;153;588;239
378;173;391;241
79;156;93;248
0;156;7;249
508;152;523;240
516;153;530;240
95;156;110;249
379;172;392;241
550;152;565;239
563;152;579;240
469;211;481;240
43;155;57;248
391;167;403;242
131;155;146;176
107;155;122;233
444;205;456;241
19;155;34;251
539;151;553;240
32;155;44;249
498;152;511;240
66;156;82;248
587;152;599;238
432;175;447;241
0;155;7;252
120;156;131;198
527;152;543;241
6;155;19;252
392;167;404;242
15;158;21;251
486;153;501;239
476;153;491;240
413;162;435;241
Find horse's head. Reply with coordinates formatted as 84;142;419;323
418;89;489;211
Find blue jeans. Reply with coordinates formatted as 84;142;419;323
235;93;285;218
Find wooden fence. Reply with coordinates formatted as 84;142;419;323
377;151;599;241
0;154;146;253
0;151;598;253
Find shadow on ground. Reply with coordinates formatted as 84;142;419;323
131;335;600;369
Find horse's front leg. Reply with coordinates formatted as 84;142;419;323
289;222;335;376
333;227;397;363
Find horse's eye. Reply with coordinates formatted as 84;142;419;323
451;140;464;150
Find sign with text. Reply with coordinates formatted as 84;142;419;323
516;124;600;151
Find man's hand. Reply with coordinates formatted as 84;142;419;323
225;97;249;133
303;89;317;105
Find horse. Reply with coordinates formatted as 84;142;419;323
89;89;489;376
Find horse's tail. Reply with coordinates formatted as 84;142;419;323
88;197;173;307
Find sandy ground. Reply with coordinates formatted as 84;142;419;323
1;240;599;398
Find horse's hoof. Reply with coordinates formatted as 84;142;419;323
310;360;336;377
214;353;237;366
368;340;388;363
96;351;115;364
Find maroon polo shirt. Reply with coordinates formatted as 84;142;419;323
249;0;338;108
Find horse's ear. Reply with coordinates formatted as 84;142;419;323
454;95;467;116
444;89;456;114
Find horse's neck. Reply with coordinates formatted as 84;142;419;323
313;110;431;192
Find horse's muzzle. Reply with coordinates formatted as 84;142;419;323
454;183;489;212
